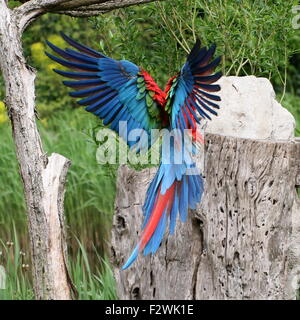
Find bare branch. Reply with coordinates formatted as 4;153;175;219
57;0;158;10
13;1;72;31
13;0;163;32
16;0;71;13
52;0;108;10
55;0;162;16
60;0;160;11
55;10;106;17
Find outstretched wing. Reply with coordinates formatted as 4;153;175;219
45;33;166;151
165;39;222;132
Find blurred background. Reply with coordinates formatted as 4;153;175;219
0;0;299;299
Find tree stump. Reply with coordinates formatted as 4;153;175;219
111;133;300;300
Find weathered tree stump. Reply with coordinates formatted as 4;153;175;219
111;133;300;300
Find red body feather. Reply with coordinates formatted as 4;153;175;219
141;70;166;106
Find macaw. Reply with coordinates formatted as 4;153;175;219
45;33;222;270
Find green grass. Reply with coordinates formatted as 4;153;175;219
0;107;117;262
0;122;27;245
0;107;118;299
280;92;300;137
70;239;116;300
0;226;33;300
0;225;116;300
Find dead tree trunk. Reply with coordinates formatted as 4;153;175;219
111;134;300;300
0;3;72;300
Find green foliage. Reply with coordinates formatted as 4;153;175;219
279;92;300;136
91;5;182;86
91;0;300;134
0;101;8;125
0;225;33;300
0;108;116;259
0;123;26;245
91;1;298;92
19;14;101;118
7;1;20;9
70;239;116;300
0;228;116;300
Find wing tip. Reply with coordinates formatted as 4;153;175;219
210;43;217;50
122;245;139;270
214;55;222;66
59;31;69;42
44;50;55;62
216;70;223;78
45;39;52;47
195;37;201;46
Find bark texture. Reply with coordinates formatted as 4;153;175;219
0;2;73;299
111;133;300;300
14;0;162;27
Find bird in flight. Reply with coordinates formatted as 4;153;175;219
46;33;222;269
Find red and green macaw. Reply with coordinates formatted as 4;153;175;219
46;33;222;269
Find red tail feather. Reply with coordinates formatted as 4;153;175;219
140;183;175;249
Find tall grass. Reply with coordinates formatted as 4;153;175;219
0;226;116;300
0;122;27;245
71;239;116;300
0;108;117;263
0;107;118;300
0;225;33;300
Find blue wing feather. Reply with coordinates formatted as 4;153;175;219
60;32;106;58
53;69;99;79
168;39;222;131
46;34;164;151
